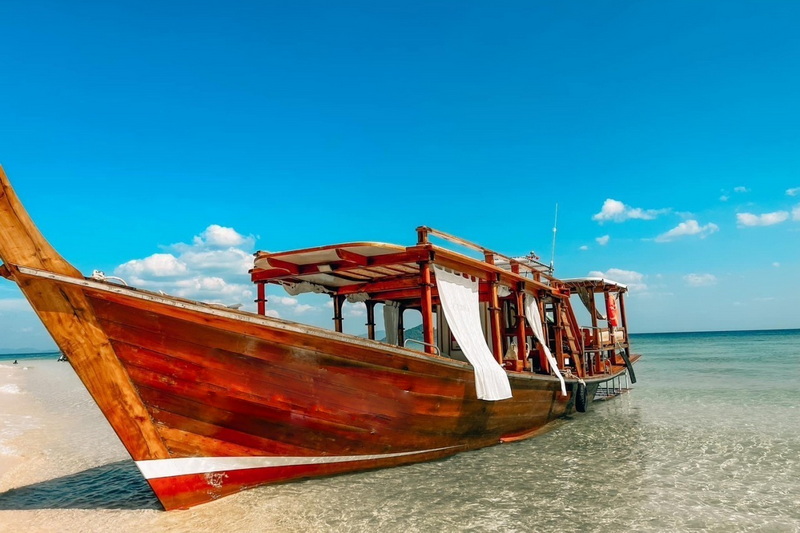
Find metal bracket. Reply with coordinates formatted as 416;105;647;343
403;338;440;355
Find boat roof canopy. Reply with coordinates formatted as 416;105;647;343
251;242;422;290
250;236;555;303
561;277;628;293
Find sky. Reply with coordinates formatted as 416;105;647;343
1;0;799;351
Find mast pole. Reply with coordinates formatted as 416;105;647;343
549;204;558;274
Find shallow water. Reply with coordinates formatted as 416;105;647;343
1;330;799;532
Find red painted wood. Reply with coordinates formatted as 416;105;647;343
0;169;640;513
148;446;468;510
9;275;611;510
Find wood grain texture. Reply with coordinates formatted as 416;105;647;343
0;168;169;461
0;167;638;511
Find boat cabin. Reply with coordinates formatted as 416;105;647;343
250;226;633;382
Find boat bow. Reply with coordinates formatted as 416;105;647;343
0;167;170;462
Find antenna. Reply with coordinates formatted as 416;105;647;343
549;203;558;273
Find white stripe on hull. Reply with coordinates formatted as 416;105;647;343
135;446;460;479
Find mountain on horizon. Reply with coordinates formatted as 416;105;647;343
359;324;425;344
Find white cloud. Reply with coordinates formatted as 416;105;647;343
179;248;254;276
595;235;610;246
587;268;647;291
268;295;318;315
270;299;363;319
721;187;749;201
684;273;717;287
773;262;781;268
272;296;298;306
793;205;800;221
579;245;589;251
193;224;254;248
655;220;719;242
345;302;366;318
114;224;256;307
172;276;252;301
786;187;800;197
592;199;668;223
117;253;188;278
736;211;789;227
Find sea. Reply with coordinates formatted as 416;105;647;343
0;330;798;532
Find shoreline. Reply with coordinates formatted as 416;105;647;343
0;360;130;490
0;361;41;489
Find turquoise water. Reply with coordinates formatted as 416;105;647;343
0;351;60;362
633;329;800;425
1;330;799;531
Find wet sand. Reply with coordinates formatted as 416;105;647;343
0;360;364;533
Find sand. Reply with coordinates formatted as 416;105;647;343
0;360;337;533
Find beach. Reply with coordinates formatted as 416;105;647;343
1;330;799;532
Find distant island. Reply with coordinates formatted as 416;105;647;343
366;324;424;344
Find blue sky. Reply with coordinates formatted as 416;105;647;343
1;1;799;350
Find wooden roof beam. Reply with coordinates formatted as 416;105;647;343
335;248;369;266
264;257;301;275
368;288;429;303
429;248;551;293
336;276;421;296
252;249;431;283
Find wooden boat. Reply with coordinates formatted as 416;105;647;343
0;167;640;510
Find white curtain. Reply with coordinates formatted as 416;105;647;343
524;295;567;396
433;265;512;401
383;301;400;346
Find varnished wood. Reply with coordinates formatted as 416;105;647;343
0;166;640;511
515;287;527;365
0;168;169;462
335;247;369;266
256;282;266;315
419;260;435;353
487;276;503;363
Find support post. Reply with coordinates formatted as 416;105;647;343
397;305;405;346
589;292;601;374
605;290;618;365
333;295;344;333
553;300;565;370
537;297;549;373
366;300;376;340
256;282;267;316
488;275;503;364
416;226;430;245
515;283;527;370
618;291;629;345
419;260;436;354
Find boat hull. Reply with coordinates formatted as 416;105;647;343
14;267;587;509
0;167;636;510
